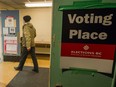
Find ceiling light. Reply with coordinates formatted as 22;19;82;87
25;2;52;7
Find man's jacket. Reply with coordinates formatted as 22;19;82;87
22;23;36;48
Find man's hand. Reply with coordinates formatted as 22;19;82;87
27;47;31;51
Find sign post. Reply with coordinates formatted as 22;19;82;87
50;0;116;87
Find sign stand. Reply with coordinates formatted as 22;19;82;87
59;1;116;87
50;0;116;87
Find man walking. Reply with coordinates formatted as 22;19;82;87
14;15;39;73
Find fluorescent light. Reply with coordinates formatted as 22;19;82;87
25;2;52;7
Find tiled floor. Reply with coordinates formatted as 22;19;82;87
0;55;50;87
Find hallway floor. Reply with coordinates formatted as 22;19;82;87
0;55;50;87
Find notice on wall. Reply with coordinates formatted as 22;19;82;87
3;27;8;35
61;8;116;74
4;36;17;54
9;27;16;34
5;16;16;27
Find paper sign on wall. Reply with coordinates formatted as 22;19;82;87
4;36;17;54
5;16;16;27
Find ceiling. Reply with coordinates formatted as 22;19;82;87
0;0;52;9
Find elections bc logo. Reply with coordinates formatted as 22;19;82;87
71;45;102;58
83;45;89;50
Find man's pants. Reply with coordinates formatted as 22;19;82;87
18;47;38;70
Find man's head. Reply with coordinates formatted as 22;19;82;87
23;15;31;22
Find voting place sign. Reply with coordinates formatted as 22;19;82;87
61;8;116;73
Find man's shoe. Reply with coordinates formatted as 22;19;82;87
14;67;22;71
32;69;39;73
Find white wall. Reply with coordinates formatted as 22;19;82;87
19;8;52;43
